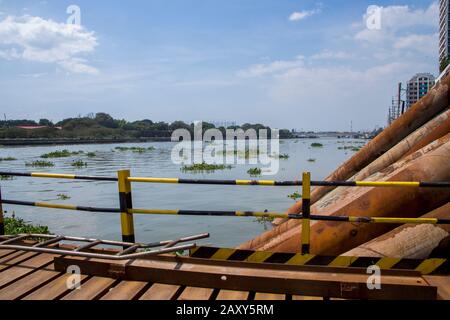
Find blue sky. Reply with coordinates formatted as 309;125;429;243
0;0;440;130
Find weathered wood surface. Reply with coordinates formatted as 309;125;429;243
0;249;448;300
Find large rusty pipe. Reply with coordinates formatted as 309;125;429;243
272;107;450;227
290;74;449;215
344;203;450;259
247;74;450;250
352;109;450;181
239;136;450;254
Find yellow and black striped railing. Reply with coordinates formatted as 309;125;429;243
1;171;450;188
1;169;450;252
2;199;450;224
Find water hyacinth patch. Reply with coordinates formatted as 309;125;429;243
181;162;232;173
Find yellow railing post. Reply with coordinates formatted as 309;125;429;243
117;170;135;243
0;185;4;235
301;172;311;254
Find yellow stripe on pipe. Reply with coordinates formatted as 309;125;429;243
376;257;402;269
235;180;275;186
35;202;77;210
211;248;236;261
120;213;134;236
415;259;446;275
245;251;274;263
329;256;358;267
301;218;311;245
127;177;179;184
355;181;420;187
286;253;315;265
31;173;76;179
370;217;438;224
129;208;179;215
348;216;360;223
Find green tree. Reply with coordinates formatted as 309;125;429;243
39;119;53;127
95;112;118;128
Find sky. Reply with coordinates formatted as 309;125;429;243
0;0;441;131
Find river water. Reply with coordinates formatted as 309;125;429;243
0;138;365;247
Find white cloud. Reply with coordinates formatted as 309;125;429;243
355;3;438;43
0;15;98;74
237;55;305;77
289;9;319;22
394;33;438;56
311;50;354;60
237;2;439;130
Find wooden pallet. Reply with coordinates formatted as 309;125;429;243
1;247;448;300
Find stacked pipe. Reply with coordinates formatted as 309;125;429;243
239;73;450;256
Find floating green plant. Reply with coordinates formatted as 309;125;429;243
71;160;87;168
87;152;96;157
287;191;302;200
57;193;71;200
311;143;323;148
307;158;316;162
254;216;275;231
271;153;289;159
338;146;361;152
181;162;232;173
41;150;84;158
0;157;17;161
114;146;155;153
222;149;260;159
26;160;55;167
0;175;13;180
247;167;262;176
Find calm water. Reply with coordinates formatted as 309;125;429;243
0;138;365;247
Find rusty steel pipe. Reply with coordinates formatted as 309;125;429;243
239;137;450;254
344;203;450;259
291;74;449;214
245;74;450;250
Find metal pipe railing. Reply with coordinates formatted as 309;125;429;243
2;171;450;187
1;169;450;253
2;198;450;224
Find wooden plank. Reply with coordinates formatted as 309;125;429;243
178;287;214;300
0;251;38;272
0;265;60;299
23;273;89;300
55;256;437;300
139;283;181;300
292;295;323;300
216;290;249;300
423;276;450;300
100;280;148;300
62;277;116;300
0;253;55;287
0;249;16;259
254;293;286;300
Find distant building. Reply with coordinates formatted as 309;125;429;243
439;0;449;69
406;73;435;108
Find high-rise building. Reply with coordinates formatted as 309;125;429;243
406;73;435;108
439;0;450;70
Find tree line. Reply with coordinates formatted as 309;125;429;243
0;113;294;139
